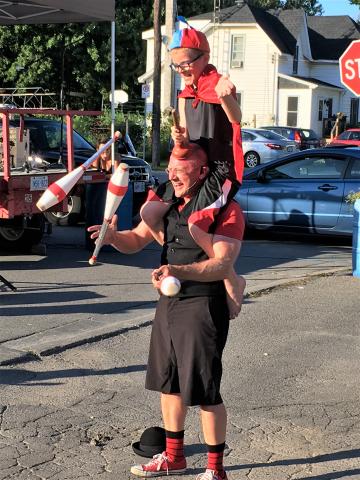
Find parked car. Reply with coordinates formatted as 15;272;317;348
235;146;360;237
260;126;323;150
242;128;298;168
328;128;360;147
1;117;157;225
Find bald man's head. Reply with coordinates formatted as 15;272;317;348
170;143;208;167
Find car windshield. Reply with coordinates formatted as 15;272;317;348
27;122;94;152
337;131;350;140
301;129;318;140
256;129;287;140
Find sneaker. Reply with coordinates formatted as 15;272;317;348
196;469;228;480
131;451;187;477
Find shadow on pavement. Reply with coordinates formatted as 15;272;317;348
222;448;360;475
0;299;156;317
0;364;147;385
0;244;161;271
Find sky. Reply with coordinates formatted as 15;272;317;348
321;0;359;19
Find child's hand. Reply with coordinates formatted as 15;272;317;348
215;75;234;99
171;125;188;146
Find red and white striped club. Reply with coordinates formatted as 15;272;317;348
89;162;129;266
36;131;120;212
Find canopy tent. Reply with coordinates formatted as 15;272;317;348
0;1;114;24
0;1;117;160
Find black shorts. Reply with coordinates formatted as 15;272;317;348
145;295;229;406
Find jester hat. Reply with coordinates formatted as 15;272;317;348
169;16;210;53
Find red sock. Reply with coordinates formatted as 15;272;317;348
165;430;185;462
206;442;225;474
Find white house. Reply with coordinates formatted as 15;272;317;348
138;2;360;137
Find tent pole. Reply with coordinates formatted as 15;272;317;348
111;20;116;171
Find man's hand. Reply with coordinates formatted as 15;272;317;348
171;125;188;146
87;215;117;245
151;265;172;290
215;75;234;99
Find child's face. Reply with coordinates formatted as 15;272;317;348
170;48;208;86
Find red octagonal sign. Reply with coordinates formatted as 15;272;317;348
340;40;360;96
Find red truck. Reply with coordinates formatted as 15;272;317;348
0;107;106;250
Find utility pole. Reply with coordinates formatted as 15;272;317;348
164;0;176;109
151;0;161;167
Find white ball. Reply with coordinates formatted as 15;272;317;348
160;276;181;297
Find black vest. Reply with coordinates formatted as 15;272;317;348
161;199;225;297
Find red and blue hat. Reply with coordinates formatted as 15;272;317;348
169;17;210;53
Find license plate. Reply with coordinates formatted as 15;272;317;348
30;176;48;191
133;181;145;193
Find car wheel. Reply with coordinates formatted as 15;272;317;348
245;151;260;168
44;195;82;226
0;214;45;251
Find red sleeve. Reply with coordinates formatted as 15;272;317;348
214;200;245;241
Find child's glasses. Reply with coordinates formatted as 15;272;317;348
169;53;203;72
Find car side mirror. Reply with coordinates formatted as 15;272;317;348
257;170;268;183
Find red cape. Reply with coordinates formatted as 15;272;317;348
178;64;222;106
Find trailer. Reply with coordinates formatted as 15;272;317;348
0;107;106;249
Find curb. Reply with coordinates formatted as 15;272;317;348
245;267;352;298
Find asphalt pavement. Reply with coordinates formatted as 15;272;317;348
0;224;354;366
0;273;359;480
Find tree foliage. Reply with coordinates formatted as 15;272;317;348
246;0;323;15
0;0;323;111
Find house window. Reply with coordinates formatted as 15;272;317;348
287;96;298;126
292;45;299;74
230;35;245;69
318;99;323;121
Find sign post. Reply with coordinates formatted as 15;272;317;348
108;89;129;170
141;84;151;160
339;39;360;96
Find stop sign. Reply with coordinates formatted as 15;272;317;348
340;40;360;96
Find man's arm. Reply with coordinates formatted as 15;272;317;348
152;235;241;286
88;216;155;254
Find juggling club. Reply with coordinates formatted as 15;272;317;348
89;162;129;266
36;131;120;212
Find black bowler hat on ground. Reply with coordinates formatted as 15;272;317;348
132;426;166;458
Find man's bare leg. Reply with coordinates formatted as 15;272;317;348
161;393;187;431
130;394;188;476
200;403;227;445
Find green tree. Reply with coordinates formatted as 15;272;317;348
283;0;323;15
0;23;113;109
